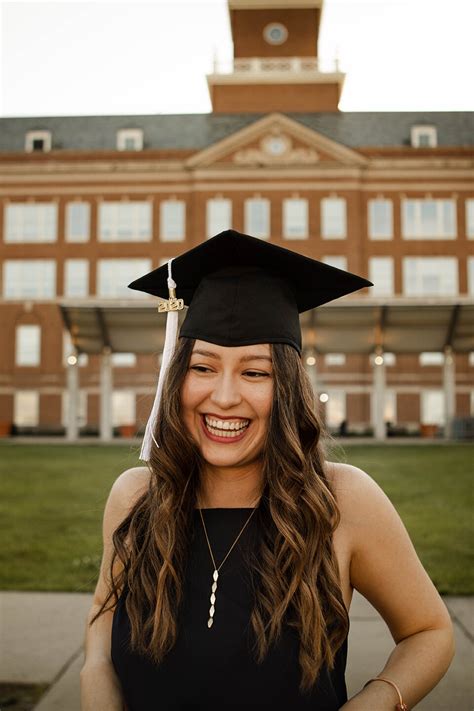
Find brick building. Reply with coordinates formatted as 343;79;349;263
0;0;473;440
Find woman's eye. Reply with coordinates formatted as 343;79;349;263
190;365;211;373
245;371;269;378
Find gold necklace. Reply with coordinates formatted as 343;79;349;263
198;495;261;629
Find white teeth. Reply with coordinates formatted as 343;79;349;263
204;415;250;437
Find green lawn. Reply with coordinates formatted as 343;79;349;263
1;442;473;594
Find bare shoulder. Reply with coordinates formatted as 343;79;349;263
107;466;151;520
323;460;394;554
113;465;151;497
324;460;378;516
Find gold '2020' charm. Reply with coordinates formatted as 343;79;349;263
158;285;184;313
158;297;184;313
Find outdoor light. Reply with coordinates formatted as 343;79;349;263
306;355;316;366
67;355;78;366
319;392;329;403
374;355;384;365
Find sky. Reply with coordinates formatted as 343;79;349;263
0;0;473;118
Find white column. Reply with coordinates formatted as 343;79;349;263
443;346;456;439
372;349;386;441
304;348;318;399
100;347;113;442
66;354;79;442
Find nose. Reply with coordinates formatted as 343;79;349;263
209;372;242;410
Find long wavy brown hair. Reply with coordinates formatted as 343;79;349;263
90;336;349;693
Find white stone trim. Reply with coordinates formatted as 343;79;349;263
116;129;143;151
411;125;438;148
25;130;52;153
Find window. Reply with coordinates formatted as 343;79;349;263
207;198;232;238
3;260;56;299
4;203;57;243
403;257;458;296
112;353;137;367
468;257;474;295
97;259;152;298
112;390;136;426
322;256;347;270
65;202;90;242
321;197;346;239
420;352;444;366
369;257;394;296
283;198;308;239
325;390;346;428
14;391;39;426
402;199;456;239
325;354;346;366
25;130;52;153
160;200;185;242
159;256;176;267
244;198;270;239
64;260;89;298
98;201;152;242
410;126;437;148
15;325;41;366
469;352;474;367
421;390;444;425
368;199;393;240
466;199;474;239
62;390;87;428
116;129;143;151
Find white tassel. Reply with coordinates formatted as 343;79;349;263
140;261;180;462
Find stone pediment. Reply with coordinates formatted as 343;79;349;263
185;113;367;169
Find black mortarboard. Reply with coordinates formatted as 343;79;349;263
129;229;373;460
128;229;372;354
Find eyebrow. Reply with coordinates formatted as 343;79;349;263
191;349;272;363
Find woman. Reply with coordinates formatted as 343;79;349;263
80;230;455;710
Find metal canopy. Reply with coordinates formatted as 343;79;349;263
58;297;474;356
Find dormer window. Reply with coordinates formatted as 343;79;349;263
411;125;437;148
25;130;52;153
116;129;143;151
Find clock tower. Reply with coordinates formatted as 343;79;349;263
207;0;344;113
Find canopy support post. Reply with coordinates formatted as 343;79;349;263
100;347;113;442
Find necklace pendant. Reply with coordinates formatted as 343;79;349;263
207;569;218;629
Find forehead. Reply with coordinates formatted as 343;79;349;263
191;340;271;360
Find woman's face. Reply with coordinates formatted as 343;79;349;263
181;340;273;471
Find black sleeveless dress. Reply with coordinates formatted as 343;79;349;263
111;507;349;710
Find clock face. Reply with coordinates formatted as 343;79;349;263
262;134;290;157
263;22;288;46
267;137;286;155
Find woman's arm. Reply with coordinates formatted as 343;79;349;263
334;463;455;710
80;466;150;711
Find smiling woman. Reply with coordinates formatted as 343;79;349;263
81;230;454;711
181;342;273;491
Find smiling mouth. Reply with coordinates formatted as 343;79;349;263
202;414;250;439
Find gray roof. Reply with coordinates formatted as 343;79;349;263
0;111;473;152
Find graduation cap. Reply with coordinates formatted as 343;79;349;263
128;229;373;460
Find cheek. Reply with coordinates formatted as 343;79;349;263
181;377;207;416
250;385;273;422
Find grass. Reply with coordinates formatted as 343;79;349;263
0;683;50;711
0;442;473;594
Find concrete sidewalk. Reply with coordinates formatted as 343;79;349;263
0;591;472;710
